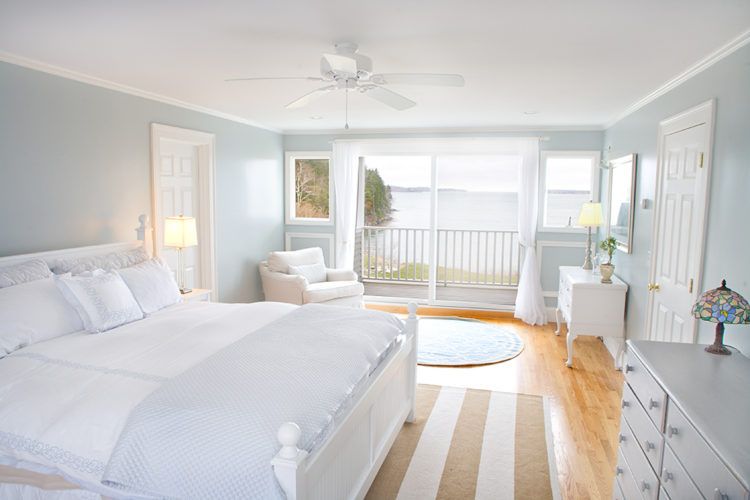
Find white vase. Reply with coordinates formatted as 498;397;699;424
600;263;615;284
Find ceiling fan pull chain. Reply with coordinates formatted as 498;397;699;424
345;88;350;129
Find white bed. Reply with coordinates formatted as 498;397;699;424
0;234;418;500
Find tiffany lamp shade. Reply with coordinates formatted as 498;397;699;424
692;280;750;355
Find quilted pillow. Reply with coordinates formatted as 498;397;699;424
0;277;83;357
55;271;143;333
288;262;327;284
0;258;52;288
117;258;182;315
51;246;149;275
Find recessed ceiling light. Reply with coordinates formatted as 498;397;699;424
309;115;323;120
523;110;538;115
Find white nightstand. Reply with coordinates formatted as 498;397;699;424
554;266;627;369
181;288;212;302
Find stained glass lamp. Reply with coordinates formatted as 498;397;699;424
691;280;750;355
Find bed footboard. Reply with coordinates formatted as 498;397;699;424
272;302;419;500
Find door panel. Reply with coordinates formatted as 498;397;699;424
647;113;711;343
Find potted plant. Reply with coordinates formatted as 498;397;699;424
599;236;617;283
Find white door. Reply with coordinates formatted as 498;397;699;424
646;101;714;343
157;138;201;290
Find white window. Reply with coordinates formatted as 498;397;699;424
539;151;601;231
285;151;333;225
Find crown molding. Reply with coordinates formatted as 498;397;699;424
0;51;281;134
281;125;604;136
605;29;750;129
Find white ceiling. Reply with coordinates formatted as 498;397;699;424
1;1;748;133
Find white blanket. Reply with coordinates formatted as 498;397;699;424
0;301;296;497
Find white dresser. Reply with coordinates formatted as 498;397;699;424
555;266;628;368
614;340;750;500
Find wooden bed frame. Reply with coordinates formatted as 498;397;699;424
0;216;418;500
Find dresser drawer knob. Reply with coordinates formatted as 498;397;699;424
714;489;728;500
615;467;623;476
641;481;650;491
624;364;633;373
618;434;626;443
648;398;659;410
667;425;678;438
644;440;655;451
621;400;630;409
663;471;673;483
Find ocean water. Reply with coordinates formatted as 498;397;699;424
386;191;518;231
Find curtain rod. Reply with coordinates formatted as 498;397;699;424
330;136;551;144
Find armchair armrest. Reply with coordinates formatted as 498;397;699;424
326;268;358;282
259;262;308;305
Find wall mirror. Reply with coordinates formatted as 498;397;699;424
607;154;637;253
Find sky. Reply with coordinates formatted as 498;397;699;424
363;155;591;192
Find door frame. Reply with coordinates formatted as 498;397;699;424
150;123;217;294
646;99;715;342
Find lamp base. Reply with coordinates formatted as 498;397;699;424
705;322;731;355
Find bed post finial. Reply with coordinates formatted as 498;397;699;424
135;214;154;257
271;422;308;500
405;302;418;423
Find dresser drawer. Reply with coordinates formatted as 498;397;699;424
621;382;664;474
618;414;659;500
624;349;666;431
661;443;702;500
615;448;642;500
665;401;748;500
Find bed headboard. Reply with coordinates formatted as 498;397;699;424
0;215;151;267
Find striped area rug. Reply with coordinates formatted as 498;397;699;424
366;385;561;500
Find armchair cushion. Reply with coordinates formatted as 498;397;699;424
326;268;358;281
303;281;365;304
267;247;325;273
288;262;327;284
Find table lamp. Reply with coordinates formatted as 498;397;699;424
577;201;604;270
692;279;750;355
164;215;198;294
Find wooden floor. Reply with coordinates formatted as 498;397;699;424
367;304;625;500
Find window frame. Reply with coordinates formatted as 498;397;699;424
538;150;601;233
285;151;334;226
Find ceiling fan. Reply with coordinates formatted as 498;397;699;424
226;42;464;126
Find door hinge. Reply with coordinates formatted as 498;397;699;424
689;278;694;293
699;152;704;169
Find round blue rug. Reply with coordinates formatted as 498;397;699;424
417;317;524;366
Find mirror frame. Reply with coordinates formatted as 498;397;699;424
606;154;637;253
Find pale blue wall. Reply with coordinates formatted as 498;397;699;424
0;61;284;303
604;44;750;354
283;130;604;305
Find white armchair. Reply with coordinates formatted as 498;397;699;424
259;247;364;307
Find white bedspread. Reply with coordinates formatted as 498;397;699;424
0;301;296;498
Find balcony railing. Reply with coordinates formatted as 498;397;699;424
358;226;521;287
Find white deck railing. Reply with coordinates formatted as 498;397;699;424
359;226;521;287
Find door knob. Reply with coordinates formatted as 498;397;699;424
648;283;660;291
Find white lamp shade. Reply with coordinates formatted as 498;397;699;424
577;202;604;227
164;216;198;248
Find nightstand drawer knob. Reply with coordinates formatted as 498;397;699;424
667;425;678;438
644;440;655;450
714;489;728;500
641;481;650;491
621;400;629;409
648;398;658;410
624;364;633;373
618;434;626;443
663;471;673;483
616;467;623;476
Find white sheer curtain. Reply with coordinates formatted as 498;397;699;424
514;138;547;325
332;141;361;270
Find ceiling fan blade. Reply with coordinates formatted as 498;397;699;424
225;76;325;82
322;53;358;76
285;85;336;109
371;73;465;86
363;86;416;111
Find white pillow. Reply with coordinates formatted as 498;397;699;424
288;262;327;284
0;258;52;288
0;277;83;357
51;246;149;275
117;258;181;315
55;271;143;333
